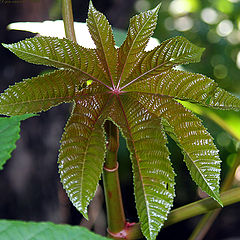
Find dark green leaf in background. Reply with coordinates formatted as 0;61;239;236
0;114;34;170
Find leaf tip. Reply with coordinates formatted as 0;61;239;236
155;2;162;10
151;2;161;15
81;209;89;221
199;46;206;58
2;43;9;49
215;195;223;207
88;0;94;10
210;190;223;207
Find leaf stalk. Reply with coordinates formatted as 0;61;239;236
188;150;240;240
165;187;240;227
103;121;143;239
103;121;126;235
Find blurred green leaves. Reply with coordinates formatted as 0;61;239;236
214;0;233;14
135;0;240;94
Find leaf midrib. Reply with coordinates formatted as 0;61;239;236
116;95;152;237
89;8;115;88
117;10;157;88
120;50;196;90
183;151;220;202
10;47;111;90
77;94;111;206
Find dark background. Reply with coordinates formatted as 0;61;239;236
1;0;240;239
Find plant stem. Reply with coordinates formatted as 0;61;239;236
103;121;126;236
103;121;143;239
221;152;240;191
164;187;240;227
188;151;240;240
188;210;220;240
102;122;240;238
62;0;76;42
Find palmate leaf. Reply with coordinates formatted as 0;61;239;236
1;2;240;240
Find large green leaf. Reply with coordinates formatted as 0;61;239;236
0;220;108;240
117;4;161;87
87;1;118;86
108;96;175;240
58;89;110;219
0;114;34;170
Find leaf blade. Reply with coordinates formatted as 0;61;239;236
109;95;175;240
87;1;118;87
0;220;108;240
208;87;240;110
125;69;240;111
117;4;161;87
2;36;109;86
0;70;81;116
135;93;222;204
58;93;110;218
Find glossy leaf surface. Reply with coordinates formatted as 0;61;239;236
58;87;110;218
117;4;160;87
0;220;108;240
122;37;205;88
1;2;240;239
0;70;83;115
0;114;34;170
87;1;117;86
181;100;240;141
2;37;109;86
108;96;175;239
